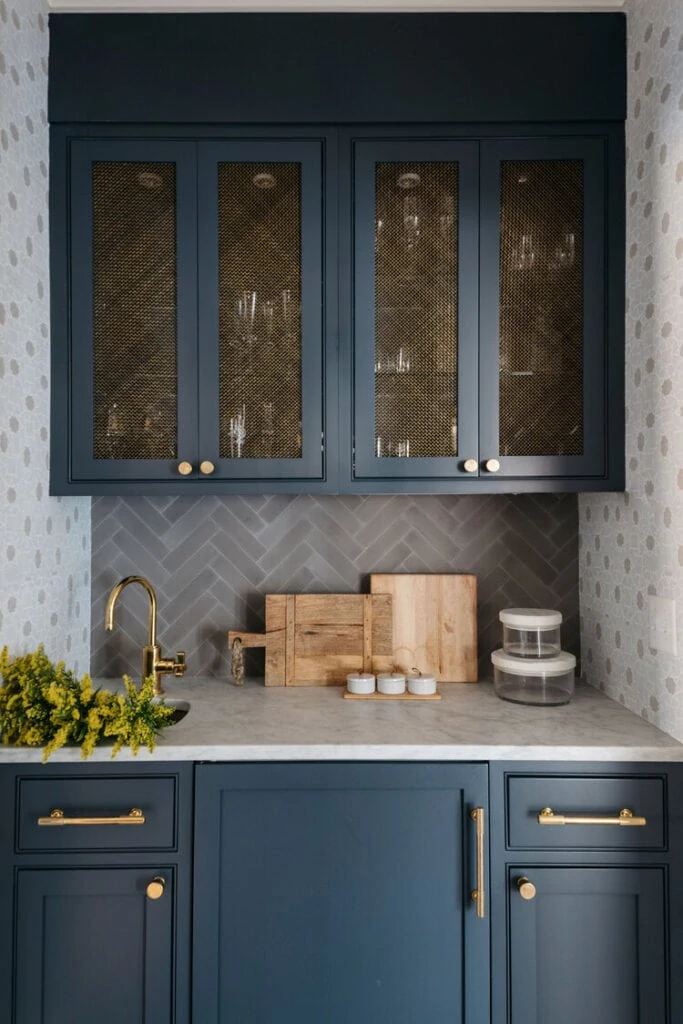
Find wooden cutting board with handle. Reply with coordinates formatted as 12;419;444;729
228;593;393;686
370;574;477;682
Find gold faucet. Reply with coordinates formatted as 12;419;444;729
105;576;186;696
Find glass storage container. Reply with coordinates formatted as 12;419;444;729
492;649;576;706
499;608;562;658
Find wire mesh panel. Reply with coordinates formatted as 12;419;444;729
374;162;459;459
92;162;178;460
499;160;584;457
217;162;302;460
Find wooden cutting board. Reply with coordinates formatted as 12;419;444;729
228;593;393;687
370;574;478;682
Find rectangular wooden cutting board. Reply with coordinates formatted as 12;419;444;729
370;574;478;682
228;593;393;687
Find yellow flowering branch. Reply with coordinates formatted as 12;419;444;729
0;646;174;762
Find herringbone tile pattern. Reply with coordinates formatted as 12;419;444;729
90;494;580;679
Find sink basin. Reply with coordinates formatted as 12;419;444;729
153;697;191;725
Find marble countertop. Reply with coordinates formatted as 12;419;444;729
1;677;682;763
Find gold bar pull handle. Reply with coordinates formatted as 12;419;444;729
470;807;485;919
37;808;146;827
537;807;647;827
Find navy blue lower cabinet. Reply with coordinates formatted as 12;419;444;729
0;762;193;1024
507;866;666;1024
14;867;175;1024
193;762;490;1024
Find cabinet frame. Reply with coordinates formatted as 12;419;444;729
349;135;480;482
50;125;339;495
51;122;624;495
479;136;607;481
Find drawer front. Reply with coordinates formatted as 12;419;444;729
17;775;177;852
507;775;665;850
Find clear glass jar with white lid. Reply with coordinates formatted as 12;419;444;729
492;649;576;706
499;608;562;658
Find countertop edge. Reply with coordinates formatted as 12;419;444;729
2;743;683;764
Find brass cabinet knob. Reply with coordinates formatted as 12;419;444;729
177;461;193;476
516;876;537;901
146;877;165;900
199;460;216;475
463;458;478;474
484;458;501;473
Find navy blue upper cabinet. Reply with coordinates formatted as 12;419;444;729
65;139;199;487
51;131;332;494
349;136;480;483
479;137;614;485
49;14;626;496
344;129;623;492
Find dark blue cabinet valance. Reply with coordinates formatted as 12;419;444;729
49;13;626;126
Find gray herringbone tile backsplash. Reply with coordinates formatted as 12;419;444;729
90;494;579;680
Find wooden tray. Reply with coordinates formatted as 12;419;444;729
343;688;441;701
228;593;393;687
370;573;478;682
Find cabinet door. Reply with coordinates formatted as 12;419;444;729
193;763;489;1024
14;867;175;1024
350;139;479;483
197;140;327;483
69;140;198;483
508;866;666;1024
480;138;606;481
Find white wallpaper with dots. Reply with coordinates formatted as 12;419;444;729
0;0;90;675
580;0;683;740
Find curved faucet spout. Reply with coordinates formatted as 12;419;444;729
105;575;158;648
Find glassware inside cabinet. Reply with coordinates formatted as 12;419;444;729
217;162;303;460
92;161;179;461
374;161;459;459
499;159;584;458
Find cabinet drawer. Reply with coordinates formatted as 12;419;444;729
17;775;177;852
506;774;665;850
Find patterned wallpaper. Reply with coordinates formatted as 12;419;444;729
580;0;683;739
90;493;579;680
0;0;90;673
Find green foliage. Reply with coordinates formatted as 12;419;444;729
0;646;174;762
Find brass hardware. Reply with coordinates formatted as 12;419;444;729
463;458;478;474
538;807;647;827
484;458;501;473
177;461;193;476
199;460;215;475
38;808;145;827
516;876;537;900
470;807;485;919
105;576;188;696
146;877;165;900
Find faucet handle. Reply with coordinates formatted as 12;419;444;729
174;652;186;677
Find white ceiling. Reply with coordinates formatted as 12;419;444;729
47;1;626;11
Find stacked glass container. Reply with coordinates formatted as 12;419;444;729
492;608;576;706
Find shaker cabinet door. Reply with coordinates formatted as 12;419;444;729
479;138;608;482
507;866;667;1024
14;867;175;1024
193;763;489;1024
349;137;480;484
67;140;199;485
196;139;328;484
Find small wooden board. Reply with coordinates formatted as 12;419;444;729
228;593;393;687
370;573;478;682
343;688;441;701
